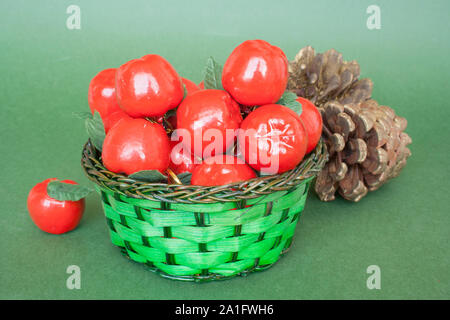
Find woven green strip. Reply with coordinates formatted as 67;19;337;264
154;262;201;276
259;239;288;265
207;203;268;226
171;225;235;243
140;210;199;227
123;216;164;237
207;234;260;252
112;220;144;245
245;190;288;205
126;249;148;264
209;259;256;276
263;218;294;239
129;243;167;263
240;210;284;234
148;237;198;254
109;229;125;247
271;184;306;211
236;238;277;260
175;252;233;269
170;201;237;213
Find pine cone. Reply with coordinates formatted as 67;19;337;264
315;100;412;202
288;46;411;202
287;46;373;107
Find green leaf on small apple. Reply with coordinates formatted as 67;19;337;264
204;56;223;90
47;181;94;201
128;170;168;183
276;91;302;116
85;111;105;151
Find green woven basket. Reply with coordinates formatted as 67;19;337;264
81;139;327;282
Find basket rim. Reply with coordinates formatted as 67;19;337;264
81;139;328;204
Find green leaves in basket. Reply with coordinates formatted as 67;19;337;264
72;111;93;120
276;91;302;116
47;180;94;201
177;172;192;184
85;112;106;151
73;111;106;151
182;83;188;99
203;56;223;90
128;170;168;183
165;108;177;120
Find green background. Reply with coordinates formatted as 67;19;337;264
1;0;449;300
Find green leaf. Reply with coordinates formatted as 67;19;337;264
85;111;105;151
203;57;223;90
165;108;177;119
177;172;192;185
182;83;188;99
47;181;94;201
276;91;302;115
72;111;93;120
128;170;168;183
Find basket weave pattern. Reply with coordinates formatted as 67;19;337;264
82;140;327;281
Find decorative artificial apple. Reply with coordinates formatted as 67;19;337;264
295;97;323;154
88;68;130;132
176;89;243;158
191;155;256;186
238;104;308;174
168;140;198;174
27;179;85;234
222;39;288;106
115;54;184;118
102;118;170;175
